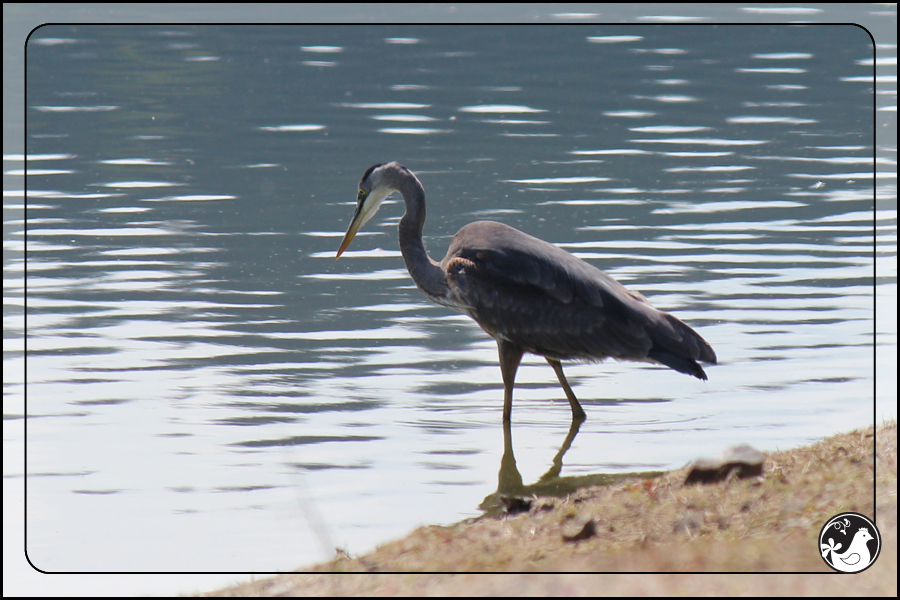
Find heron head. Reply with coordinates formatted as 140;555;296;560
336;163;398;258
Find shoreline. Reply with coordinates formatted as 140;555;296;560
203;421;896;596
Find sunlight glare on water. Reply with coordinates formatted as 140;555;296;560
8;22;893;576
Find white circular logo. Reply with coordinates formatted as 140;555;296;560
819;512;881;573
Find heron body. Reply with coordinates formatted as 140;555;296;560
337;162;716;422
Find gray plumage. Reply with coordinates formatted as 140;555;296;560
337;162;716;422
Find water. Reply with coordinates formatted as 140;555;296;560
5;15;896;589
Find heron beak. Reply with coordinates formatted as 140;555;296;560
337;187;391;258
336;202;366;258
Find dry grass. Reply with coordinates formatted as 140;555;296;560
203;422;896;597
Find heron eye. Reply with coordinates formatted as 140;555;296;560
358;189;366;200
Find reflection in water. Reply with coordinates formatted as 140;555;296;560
13;24;889;573
480;417;659;516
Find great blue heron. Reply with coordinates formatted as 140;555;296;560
337;162;716;423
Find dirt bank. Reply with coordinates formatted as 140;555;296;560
204;422;896;597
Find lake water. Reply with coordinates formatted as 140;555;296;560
5;12;896;590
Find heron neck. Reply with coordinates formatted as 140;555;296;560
395;173;450;301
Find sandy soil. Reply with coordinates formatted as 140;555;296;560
202;422;896;597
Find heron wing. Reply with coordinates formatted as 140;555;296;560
442;221;715;374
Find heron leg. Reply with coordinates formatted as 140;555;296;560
497;340;524;423
546;358;586;421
